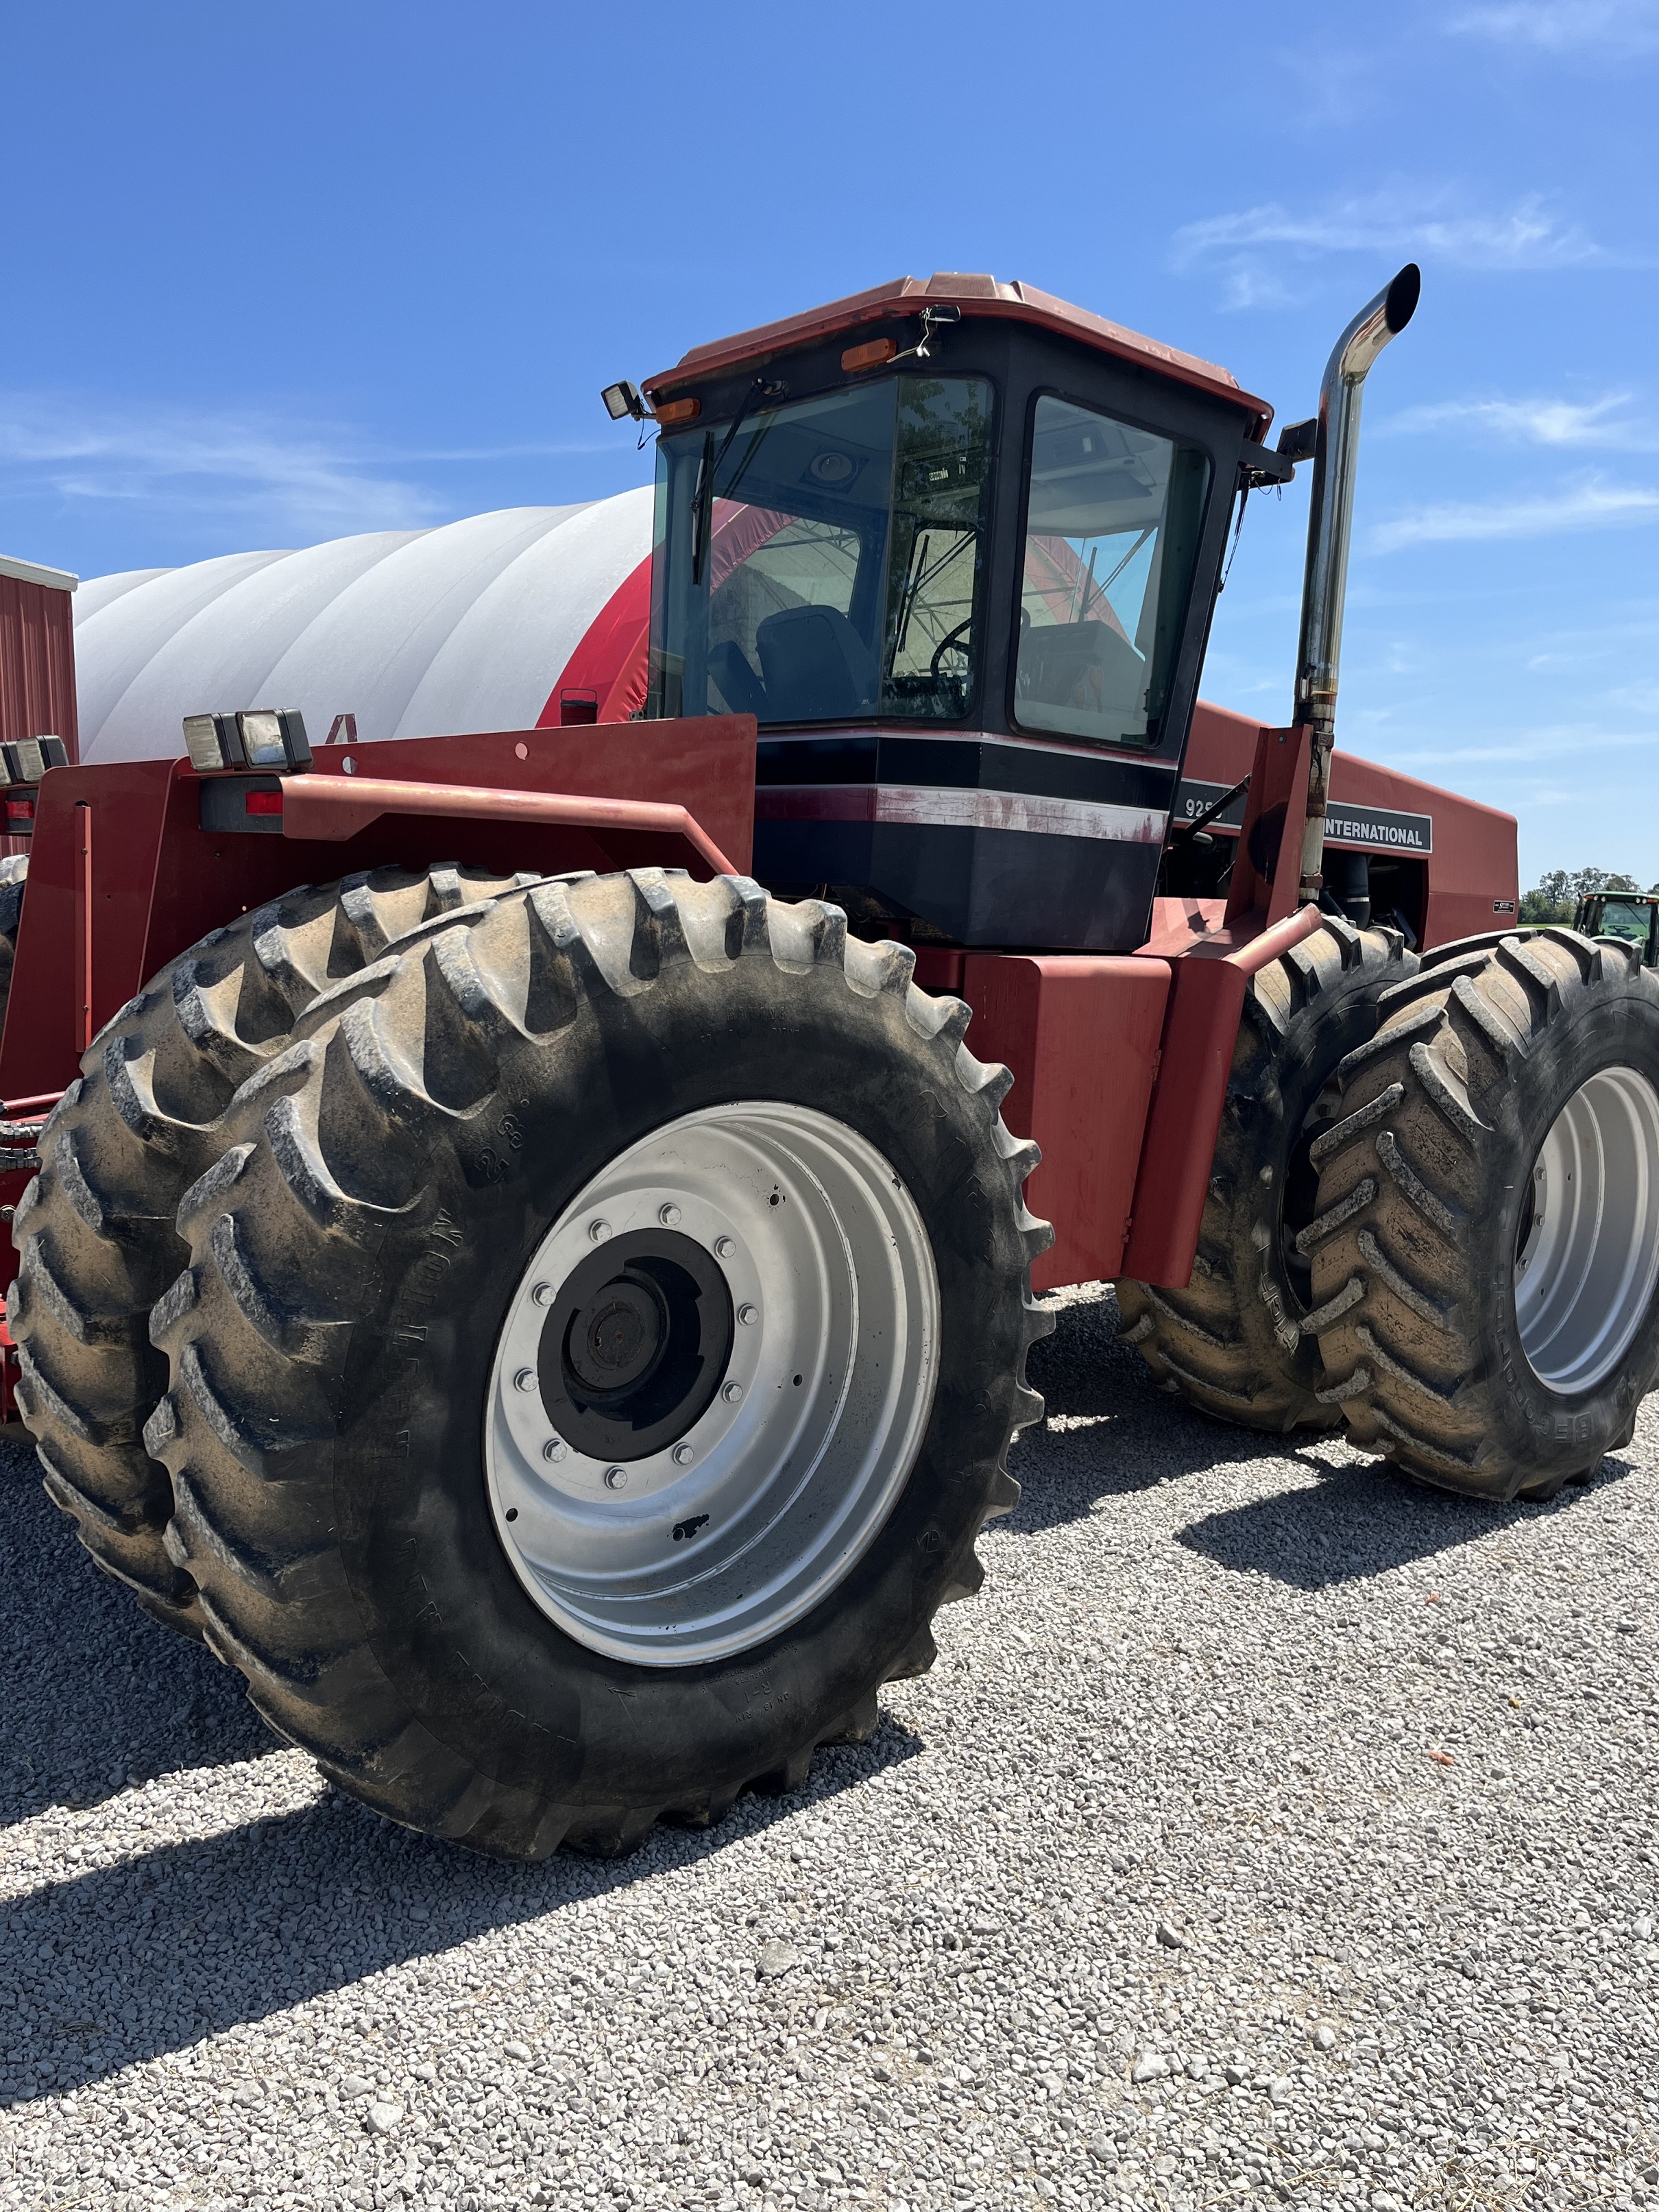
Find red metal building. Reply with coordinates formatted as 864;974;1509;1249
0;553;78;758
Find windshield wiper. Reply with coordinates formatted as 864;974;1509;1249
691;376;785;585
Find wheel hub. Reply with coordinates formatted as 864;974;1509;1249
540;1230;735;1457
571;1280;661;1394
485;1103;941;1666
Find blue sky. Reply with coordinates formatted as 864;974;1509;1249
2;0;1655;888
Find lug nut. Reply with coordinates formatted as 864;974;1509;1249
722;1381;744;1405
513;1368;536;1393
659;1202;681;1226
603;1466;628;1491
544;1439;568;1464
589;1218;612;1243
531;1281;554;1306
738;1303;759;1326
714;1236;736;1260
672;1443;695;1466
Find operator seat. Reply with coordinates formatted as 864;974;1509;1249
755;605;875;721
1019;619;1146;722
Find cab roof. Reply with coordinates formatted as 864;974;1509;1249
644;272;1273;434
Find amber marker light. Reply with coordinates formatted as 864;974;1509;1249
653;396;701;426
841;338;897;372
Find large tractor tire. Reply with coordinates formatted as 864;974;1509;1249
1307;927;1659;1500
1117;916;1416;1431
10;865;540;1637
144;869;1052;1859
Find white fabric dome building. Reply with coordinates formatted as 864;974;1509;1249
72;490;655;765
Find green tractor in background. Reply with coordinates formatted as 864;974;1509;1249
1575;889;1659;967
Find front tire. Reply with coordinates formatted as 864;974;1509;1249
1307;927;1659;1500
145;870;1051;1858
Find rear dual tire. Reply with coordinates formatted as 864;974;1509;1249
1307;927;1659;1500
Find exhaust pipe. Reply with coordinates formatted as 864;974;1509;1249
1294;263;1420;905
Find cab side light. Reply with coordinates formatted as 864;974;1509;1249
653;395;701;426
841;338;897;372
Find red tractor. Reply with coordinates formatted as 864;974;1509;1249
1;266;1651;1861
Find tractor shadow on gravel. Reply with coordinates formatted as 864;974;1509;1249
1010;1282;1313;1534
1174;1445;1640;1591
1010;1282;1221;1535
0;1441;274;1829
0;1738;923;2108
1015;1286;1640;1581
1;1442;923;2105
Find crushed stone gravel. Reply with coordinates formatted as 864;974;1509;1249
2;1281;1656;2211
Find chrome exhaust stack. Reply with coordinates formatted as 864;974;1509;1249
1294;263;1420;904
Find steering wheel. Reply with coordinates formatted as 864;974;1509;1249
930;617;974;680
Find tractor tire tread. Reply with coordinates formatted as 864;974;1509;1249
1307;927;1659;1499
10;863;544;1635
145;867;1052;1860
1117;919;1416;1432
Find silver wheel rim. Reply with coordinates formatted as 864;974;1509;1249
1514;1063;1659;1392
485;1102;941;1666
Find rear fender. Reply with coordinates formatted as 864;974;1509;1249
1119;903;1324;1288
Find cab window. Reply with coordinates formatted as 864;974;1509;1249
1015;394;1209;748
649;377;995;725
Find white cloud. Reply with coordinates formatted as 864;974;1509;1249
1172;189;1602;294
1384;723;1659;766
1370;477;1659;551
1213;261;1296;312
1378;394;1654;448
0;397;439;538
1449;1;1659;54
0;397;609;543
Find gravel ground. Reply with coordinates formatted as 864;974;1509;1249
2;1281;1656;2212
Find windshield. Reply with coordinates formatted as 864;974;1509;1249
1594;898;1654;945
1015;394;1210;748
648;376;995;725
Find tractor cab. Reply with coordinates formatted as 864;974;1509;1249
629;276;1284;952
1575;889;1659;965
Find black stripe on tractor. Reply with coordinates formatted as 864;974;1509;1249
757;731;1178;811
753;817;1163;952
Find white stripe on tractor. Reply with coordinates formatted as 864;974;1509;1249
757;783;1168;843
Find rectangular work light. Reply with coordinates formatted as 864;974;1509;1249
1;736;67;784
601;380;646;422
182;708;313;773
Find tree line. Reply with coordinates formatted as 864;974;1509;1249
1520;869;1655;924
